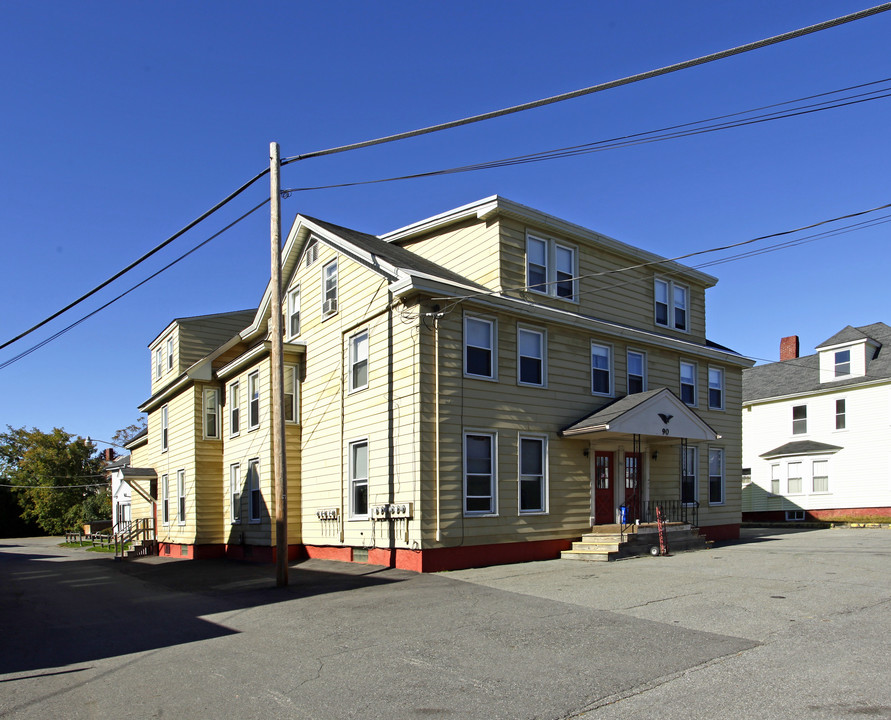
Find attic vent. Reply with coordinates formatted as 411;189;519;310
305;241;318;267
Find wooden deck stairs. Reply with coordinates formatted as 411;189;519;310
561;523;711;562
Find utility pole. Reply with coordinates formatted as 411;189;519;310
270;141;288;587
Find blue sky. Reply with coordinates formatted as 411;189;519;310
1;1;889;448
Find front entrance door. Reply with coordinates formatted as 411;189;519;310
624;452;642;522
594;451;614;524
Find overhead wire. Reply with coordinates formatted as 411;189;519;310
0;199;269;370
280;3;891;164
281;80;891;194
2;5;889;362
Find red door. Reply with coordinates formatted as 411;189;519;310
594;452;614;525
624;452;642;523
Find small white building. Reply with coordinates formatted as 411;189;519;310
742;323;891;522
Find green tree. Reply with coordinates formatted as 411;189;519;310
110;416;146;449
0;427;108;534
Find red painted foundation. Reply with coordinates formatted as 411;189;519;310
744;507;891;523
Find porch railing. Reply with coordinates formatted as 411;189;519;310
641;500;699;527
113;518;156;559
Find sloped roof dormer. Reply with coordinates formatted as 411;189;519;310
816;324;882;383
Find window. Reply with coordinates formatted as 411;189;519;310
167;338;174;372
770;464;780;495
248;459;261;522
176;470;185;525
654;279;688;331
322;259;338;316
287;286;301;338
349;440;369;519
230;463;241;523
786;510;805;521
349;331;369;392
834;349;851;377
708;367;724;410
465;316;495;379
519;435;547;513
835;398;846;430
464;432;496;515
161;474;169;525
627;351;646;394
284;365;298;423
518;327;545;386
708;448;724;505
787;462;802;494
792;405;807;435
204;388;220;439
229;382;240;436
680;362;696;406
161;405;169;452
248;371;260;430
812;460;829;493
305;239;318;267
525;234;576;300
155;348;163;380
681;446;697;505
591;343;612;396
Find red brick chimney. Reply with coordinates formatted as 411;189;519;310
780;335;799;361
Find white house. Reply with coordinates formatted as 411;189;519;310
742;323;891;522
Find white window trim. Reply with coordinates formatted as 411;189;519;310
230;463;241;524
654;278;690;332
786;461;804;495
349;438;369;520
518;433;548;515
834;397;847;432
517;325;546;388
322;259;338;319
680;360;697;407
248;459;261;523
464;314;497;381
681;446;698;506
627;350;647;395
525;233;578;302
229;381;241;437
284;365;299;424
154;348;163;380
161;405;169;452
463;430;498;517
348;330;370;394
204;388;220;440
708;447;725;506
287;285;301;339
792;405;807;436
161;474;169;526
708;366;725;411
248;371;260;431
176;470;186;525
834;349;851;378
166;337;174;372
590;342;613;397
770;463;781;496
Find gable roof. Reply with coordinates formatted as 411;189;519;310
561;387;719;440
743;322;891;402
816;324;881;349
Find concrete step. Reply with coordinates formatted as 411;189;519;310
571;541;621;552
560;549;618;562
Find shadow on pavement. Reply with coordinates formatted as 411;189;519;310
0;548;407;676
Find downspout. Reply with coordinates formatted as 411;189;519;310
434;313;441;542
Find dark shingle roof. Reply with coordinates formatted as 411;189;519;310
743;322;891;402
304;216;486;291
760;440;843;458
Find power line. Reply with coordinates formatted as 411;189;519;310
0;199;269;371
1;482;108;489
0;169;270;354
282;79;891;195
280;3;891;164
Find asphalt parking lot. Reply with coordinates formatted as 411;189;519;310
1;527;889;719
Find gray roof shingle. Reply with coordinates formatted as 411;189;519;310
743;322;891;402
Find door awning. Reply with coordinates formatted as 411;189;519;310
560;387;719;440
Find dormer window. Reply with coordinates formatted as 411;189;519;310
834;349;851;377
526;234;576;301
654;279;688;331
